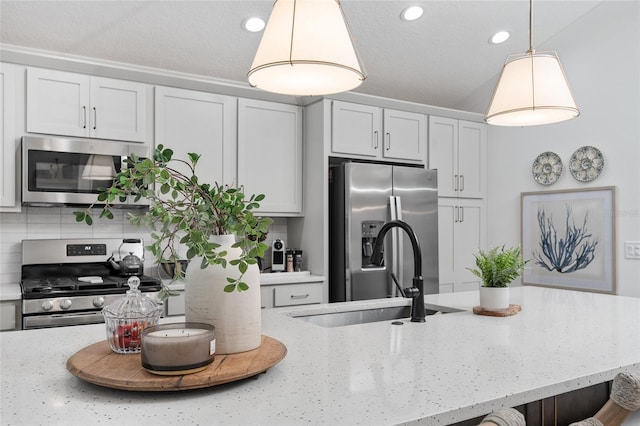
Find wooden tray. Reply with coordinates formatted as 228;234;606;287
66;335;287;391
473;304;521;317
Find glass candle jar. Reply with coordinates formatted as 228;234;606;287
141;323;215;375
102;276;163;354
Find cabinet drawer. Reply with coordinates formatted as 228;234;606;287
260;286;274;309
273;283;323;307
166;291;185;316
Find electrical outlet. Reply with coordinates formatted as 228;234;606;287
624;241;640;259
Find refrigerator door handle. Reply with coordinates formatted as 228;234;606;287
394;196;404;296
389;195;400;297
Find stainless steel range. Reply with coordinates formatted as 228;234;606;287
21;238;162;329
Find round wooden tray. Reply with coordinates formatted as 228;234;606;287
66;335;287;391
473;304;521;317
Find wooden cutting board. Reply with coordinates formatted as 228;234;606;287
66;335;287;391
473;304;521;317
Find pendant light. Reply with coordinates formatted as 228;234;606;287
248;0;367;96
485;0;579;126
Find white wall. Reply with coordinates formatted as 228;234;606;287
472;2;639;296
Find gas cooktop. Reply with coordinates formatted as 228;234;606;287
21;274;161;299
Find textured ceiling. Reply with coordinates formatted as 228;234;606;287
0;0;603;113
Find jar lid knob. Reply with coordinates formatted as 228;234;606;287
127;276;141;292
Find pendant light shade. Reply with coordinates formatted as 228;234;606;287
485;0;579;126
485;50;579;126
82;154;116;180
248;0;367;96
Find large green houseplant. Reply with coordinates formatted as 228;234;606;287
74;145;272;300
467;245;529;311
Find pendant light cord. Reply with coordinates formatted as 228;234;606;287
528;0;533;53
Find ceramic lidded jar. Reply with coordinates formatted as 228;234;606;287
102;276;163;354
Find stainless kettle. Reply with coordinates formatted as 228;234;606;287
108;239;144;276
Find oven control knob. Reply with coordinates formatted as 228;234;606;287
41;300;54;311
92;296;105;308
60;299;72;310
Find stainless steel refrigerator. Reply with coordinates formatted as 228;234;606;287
329;162;439;302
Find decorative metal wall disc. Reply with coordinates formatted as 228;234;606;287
569;146;604;182
532;152;563;185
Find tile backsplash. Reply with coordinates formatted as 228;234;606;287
0;207;287;293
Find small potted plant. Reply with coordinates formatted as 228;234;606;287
75;145;272;353
467;245;529;311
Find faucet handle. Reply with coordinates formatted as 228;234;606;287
390;273;406;297
403;287;420;298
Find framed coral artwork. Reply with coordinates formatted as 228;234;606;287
520;186;616;294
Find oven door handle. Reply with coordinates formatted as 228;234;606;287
23;311;105;329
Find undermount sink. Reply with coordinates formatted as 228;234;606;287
290;303;463;328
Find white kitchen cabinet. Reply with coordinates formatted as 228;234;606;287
26;67;149;143
331;100;426;164
165;291;186;317
0;63;18;209
261;282;323;309
260;286;275;310
155;86;237;186
0;300;20;331
438;198;486;293
237;98;302;216
428;116;486;198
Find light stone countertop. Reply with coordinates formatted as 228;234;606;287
164;271;325;291
1;286;639;426
0;283;20;301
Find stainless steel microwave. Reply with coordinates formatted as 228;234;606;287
21;135;150;207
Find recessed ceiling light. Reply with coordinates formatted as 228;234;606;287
242;17;265;33
401;6;424;22
490;31;510;44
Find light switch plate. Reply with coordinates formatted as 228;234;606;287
624;241;640;259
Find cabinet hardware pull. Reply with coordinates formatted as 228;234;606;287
290;294;310;299
460;206;464;223
454;206;459;223
460;175;465;191
454;174;459;191
93;107;97;130
386;132;391;150
82;106;87;129
373;130;379;149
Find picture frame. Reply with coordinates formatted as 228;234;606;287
520;186;616;294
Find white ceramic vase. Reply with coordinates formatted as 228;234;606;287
185;235;262;354
479;286;510;311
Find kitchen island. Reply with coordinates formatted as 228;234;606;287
1;286;639;425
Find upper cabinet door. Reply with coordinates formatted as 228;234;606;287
237;98;302;216
27;67;150;143
90;77;148;143
428;116;458;197
331;100;381;158
0;63;17;209
155;86;237;187
382;108;426;162
428;116;486;199
27;68;91;138
331;101;425;164
457;120;486;199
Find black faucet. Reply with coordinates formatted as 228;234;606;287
369;219;426;322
